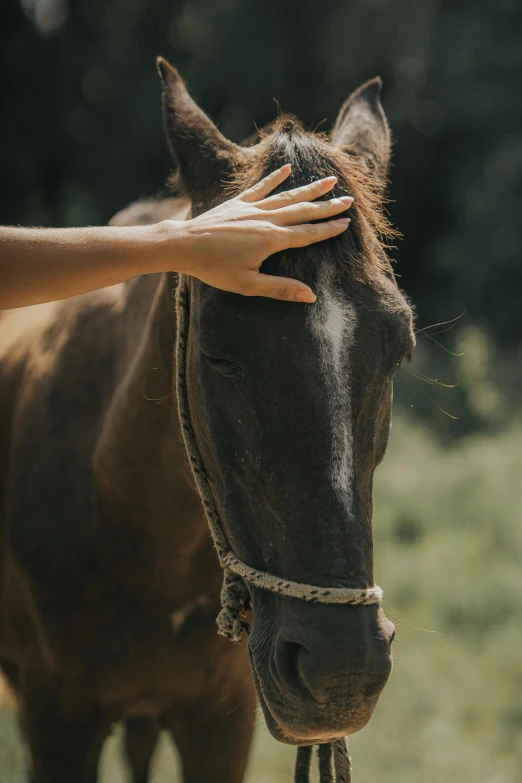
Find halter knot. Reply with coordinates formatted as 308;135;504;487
217;570;251;643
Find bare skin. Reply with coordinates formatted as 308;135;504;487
0;165;352;310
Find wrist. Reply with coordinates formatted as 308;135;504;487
148;219;200;277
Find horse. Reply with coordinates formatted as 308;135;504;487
0;58;415;782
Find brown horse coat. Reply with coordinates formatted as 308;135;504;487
0;197;256;783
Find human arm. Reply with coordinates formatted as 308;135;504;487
0;165;352;310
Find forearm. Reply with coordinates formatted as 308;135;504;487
0;223;179;309
0;170;351;309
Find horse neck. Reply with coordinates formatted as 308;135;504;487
92;273;217;605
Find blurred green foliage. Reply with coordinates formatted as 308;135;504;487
2;414;522;781
1;0;521;433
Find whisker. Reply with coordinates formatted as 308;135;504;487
421;321;460;338
418;330;465;356
425;394;459;419
225;699;245;717
219;677;251;701
415;312;465;334
404;368;438;386
387;614;441;635
406;368;459;389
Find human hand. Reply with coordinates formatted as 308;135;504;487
170;164;353;302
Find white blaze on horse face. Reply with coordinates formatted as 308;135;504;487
308;268;357;498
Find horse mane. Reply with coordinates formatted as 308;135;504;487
230;115;397;283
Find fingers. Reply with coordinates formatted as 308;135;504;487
281;217;351;248
241;164;292;202
257;176;339;209
243;271;317;303
271;196;353;226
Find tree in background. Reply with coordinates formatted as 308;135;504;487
1;0;521;432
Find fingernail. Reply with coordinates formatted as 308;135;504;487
323;176;337;183
280;164;292;172
336;217;351;225
339;196;354;204
296;290;317;303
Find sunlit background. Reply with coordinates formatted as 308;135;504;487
1;0;522;780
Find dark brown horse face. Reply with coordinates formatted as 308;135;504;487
159;59;415;743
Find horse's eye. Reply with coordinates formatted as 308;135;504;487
202;352;245;380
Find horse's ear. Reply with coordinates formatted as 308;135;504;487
156;57;248;203
332;77;391;181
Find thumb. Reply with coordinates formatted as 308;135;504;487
247;272;317;303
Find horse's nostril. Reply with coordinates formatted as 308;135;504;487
286;642;301;683
275;640;308;697
277;638;347;704
275;632;392;707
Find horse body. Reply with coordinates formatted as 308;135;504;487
0;61;415;782
0;199;255;782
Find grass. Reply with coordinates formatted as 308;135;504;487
2;414;522;781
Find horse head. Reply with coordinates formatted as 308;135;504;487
158;58;415;745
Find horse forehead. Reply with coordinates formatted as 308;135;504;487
306;270;358;375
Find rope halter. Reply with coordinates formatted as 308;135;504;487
175;274;384;783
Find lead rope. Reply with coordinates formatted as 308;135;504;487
175;274;378;783
294;741;352;783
